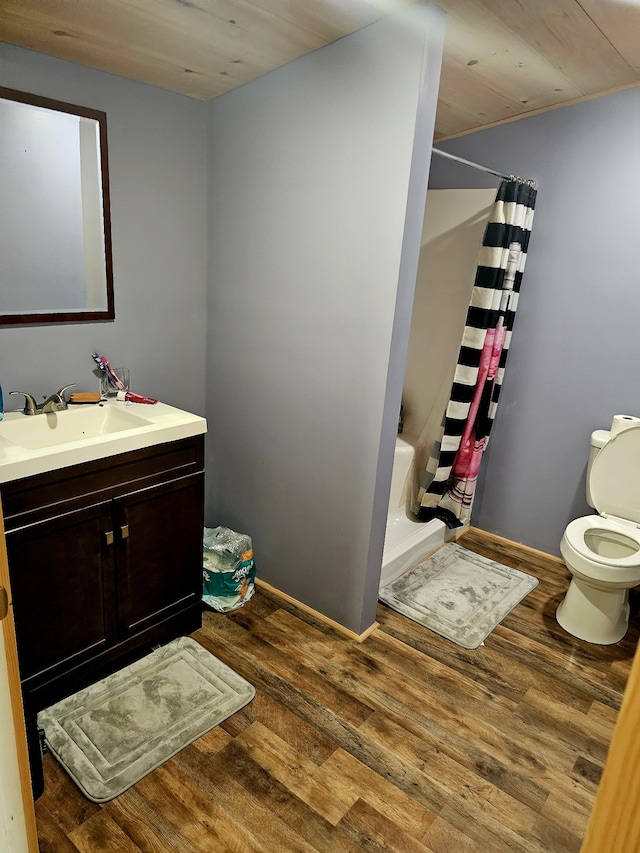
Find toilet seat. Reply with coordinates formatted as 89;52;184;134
562;426;640;583
562;516;640;585
590;426;640;524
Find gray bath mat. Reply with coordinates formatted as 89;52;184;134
37;637;254;802
379;542;538;649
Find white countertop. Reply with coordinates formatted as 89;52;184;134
0;399;207;483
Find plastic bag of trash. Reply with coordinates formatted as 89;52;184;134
202;526;256;612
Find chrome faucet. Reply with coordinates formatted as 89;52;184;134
10;384;77;415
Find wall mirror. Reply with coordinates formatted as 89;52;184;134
0;87;114;325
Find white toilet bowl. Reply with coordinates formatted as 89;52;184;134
558;518;640;644
557;425;640;645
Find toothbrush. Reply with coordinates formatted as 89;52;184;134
91;353;126;391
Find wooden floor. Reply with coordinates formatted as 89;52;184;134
34;529;640;852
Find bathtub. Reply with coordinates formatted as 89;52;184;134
380;436;446;589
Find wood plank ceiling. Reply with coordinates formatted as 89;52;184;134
1;0;639;140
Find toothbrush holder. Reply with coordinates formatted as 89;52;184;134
100;367;130;399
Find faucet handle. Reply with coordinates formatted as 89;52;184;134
55;384;78;401
9;391;38;415
40;384;78;413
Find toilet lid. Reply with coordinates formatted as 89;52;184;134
590;426;640;524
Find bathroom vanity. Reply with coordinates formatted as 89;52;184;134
0;401;206;796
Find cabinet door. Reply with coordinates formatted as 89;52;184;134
6;502;117;683
114;474;204;637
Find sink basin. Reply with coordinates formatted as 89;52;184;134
0;399;206;483
0;404;153;450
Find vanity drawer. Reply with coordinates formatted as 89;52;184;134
1;434;205;529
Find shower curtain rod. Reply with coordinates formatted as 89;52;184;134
431;147;532;184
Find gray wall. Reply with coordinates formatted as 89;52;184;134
0;44;208;414
0;7;445;635
206;4;445;634
430;87;640;555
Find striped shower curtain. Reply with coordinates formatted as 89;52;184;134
417;179;536;525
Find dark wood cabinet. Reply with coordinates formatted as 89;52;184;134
114;476;204;638
1;434;205;797
8;500;117;683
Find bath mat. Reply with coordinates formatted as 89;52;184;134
37;637;255;802
379;542;538;649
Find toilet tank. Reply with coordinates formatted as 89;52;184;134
586;429;610;507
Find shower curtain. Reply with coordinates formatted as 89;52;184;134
416;178;536;525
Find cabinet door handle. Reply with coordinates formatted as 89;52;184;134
104;530;114;546
0;587;8;621
120;524;130;540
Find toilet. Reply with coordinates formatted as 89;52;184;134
557;424;640;644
